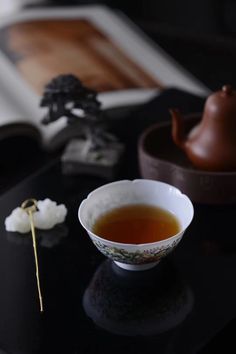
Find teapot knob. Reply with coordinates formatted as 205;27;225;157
222;84;233;95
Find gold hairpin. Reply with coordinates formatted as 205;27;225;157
21;199;43;312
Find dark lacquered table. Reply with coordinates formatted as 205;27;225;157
0;151;236;354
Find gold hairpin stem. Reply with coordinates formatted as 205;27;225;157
21;199;43;313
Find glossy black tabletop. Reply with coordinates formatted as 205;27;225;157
0;156;236;354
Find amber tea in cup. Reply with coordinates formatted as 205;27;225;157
92;203;181;244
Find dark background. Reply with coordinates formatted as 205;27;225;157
51;0;236;37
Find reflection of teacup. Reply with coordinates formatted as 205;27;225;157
83;259;194;336
78;179;194;271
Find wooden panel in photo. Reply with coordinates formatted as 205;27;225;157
0;19;162;94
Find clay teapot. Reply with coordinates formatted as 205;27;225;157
170;85;236;171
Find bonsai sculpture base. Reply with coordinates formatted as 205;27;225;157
61;138;125;179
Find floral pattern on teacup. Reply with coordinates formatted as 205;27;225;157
92;239;180;264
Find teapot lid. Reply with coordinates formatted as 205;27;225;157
204;84;236;117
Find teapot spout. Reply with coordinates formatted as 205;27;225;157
169;108;186;150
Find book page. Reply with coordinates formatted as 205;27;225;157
0;83;22;123
0;5;210;147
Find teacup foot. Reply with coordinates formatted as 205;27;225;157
114;261;160;271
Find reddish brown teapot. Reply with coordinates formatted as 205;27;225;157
170;85;236;171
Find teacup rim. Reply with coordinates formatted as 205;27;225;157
83;179;186;199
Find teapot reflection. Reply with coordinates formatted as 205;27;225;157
83;259;194;336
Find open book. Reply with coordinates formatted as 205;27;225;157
0;4;209;150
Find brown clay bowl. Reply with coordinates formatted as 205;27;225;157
138;114;236;205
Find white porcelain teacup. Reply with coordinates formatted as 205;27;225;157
78;179;194;271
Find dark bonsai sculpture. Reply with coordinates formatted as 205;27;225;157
40;74;117;153
40;74;124;178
